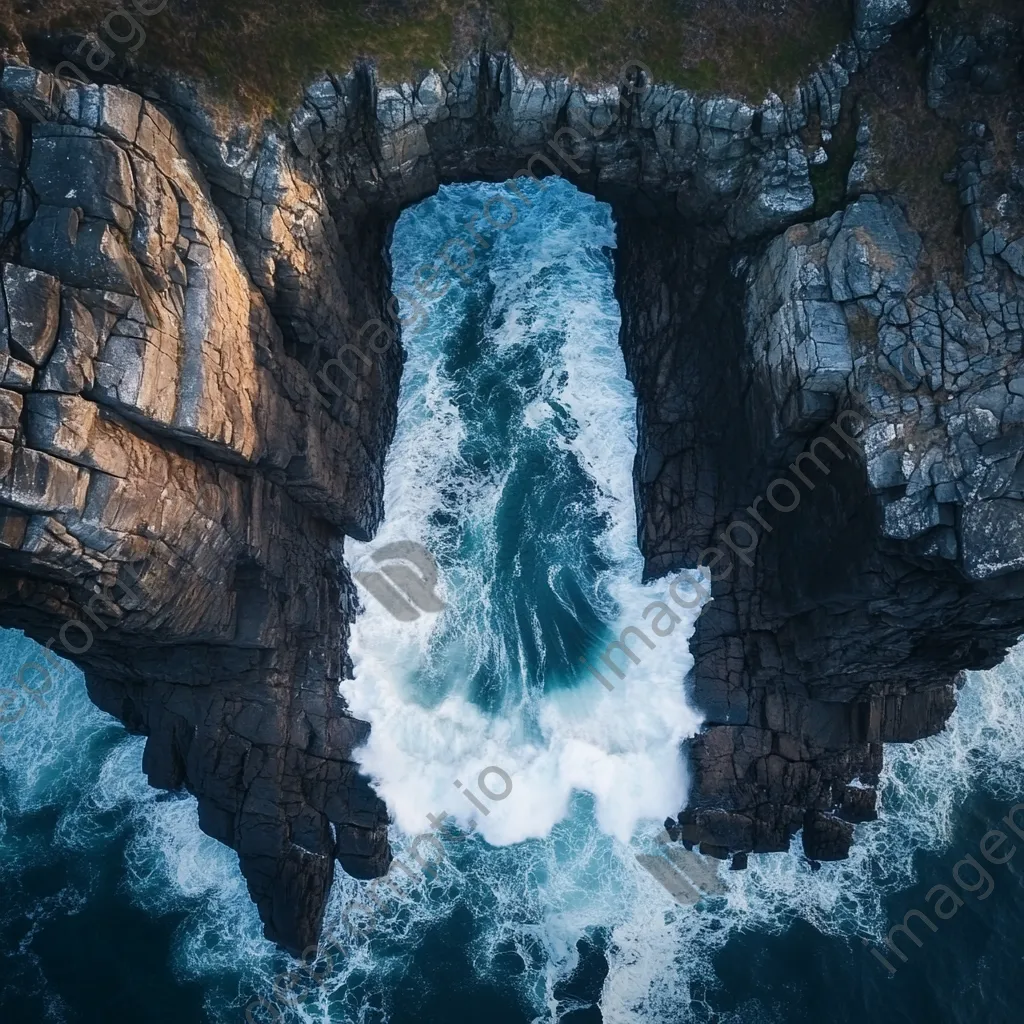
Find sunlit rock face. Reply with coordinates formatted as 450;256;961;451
0;0;1022;950
0;67;394;956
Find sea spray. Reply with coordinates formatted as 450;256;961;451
344;178;704;847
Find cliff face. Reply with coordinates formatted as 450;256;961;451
0;0;1021;952
0;70;396;955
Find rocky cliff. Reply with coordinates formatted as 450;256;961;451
0;0;1021;952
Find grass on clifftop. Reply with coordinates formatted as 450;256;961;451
928;0;1021;29
500;0;851;100
0;0;851;118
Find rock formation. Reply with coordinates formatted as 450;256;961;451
0;0;1021;949
0;68;395;955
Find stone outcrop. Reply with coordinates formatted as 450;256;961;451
0;66;393;956
657;12;1024;865
0;0;1021;947
672;182;1024;862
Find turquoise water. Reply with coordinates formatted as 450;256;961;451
1;179;1022;1023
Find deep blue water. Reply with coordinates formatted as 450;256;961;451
1;179;1022;1024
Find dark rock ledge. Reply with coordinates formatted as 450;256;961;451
0;0;1021;950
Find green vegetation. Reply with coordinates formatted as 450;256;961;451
928;0;1021;30
0;0;853;118
22;1;455;117
837;33;964;281
144;2;455;116
506;0;851;100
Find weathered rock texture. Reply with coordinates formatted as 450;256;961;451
0;66;394;956
0;0;1021;947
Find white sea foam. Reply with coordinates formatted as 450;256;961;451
592;650;1024;1023
345;179;703;848
0;629;272;1017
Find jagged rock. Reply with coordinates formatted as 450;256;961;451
827;196;921;302
38;294;100;394
802;811;854;861
2;356;33;390
961;498;1024;579
854;0;925;51
1002;238;1024;277
839;785;878;822
659;72;1024;862
3;264;60;366
23;207;135;293
29;130;136;232
0;70;396;956
0;388;22;442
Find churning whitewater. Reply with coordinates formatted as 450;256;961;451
345;178;704;847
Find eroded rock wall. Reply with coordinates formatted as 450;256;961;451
626;52;1024;861
672;189;1024;862
0;67;393;956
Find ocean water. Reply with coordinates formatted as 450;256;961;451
0;178;1022;1024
